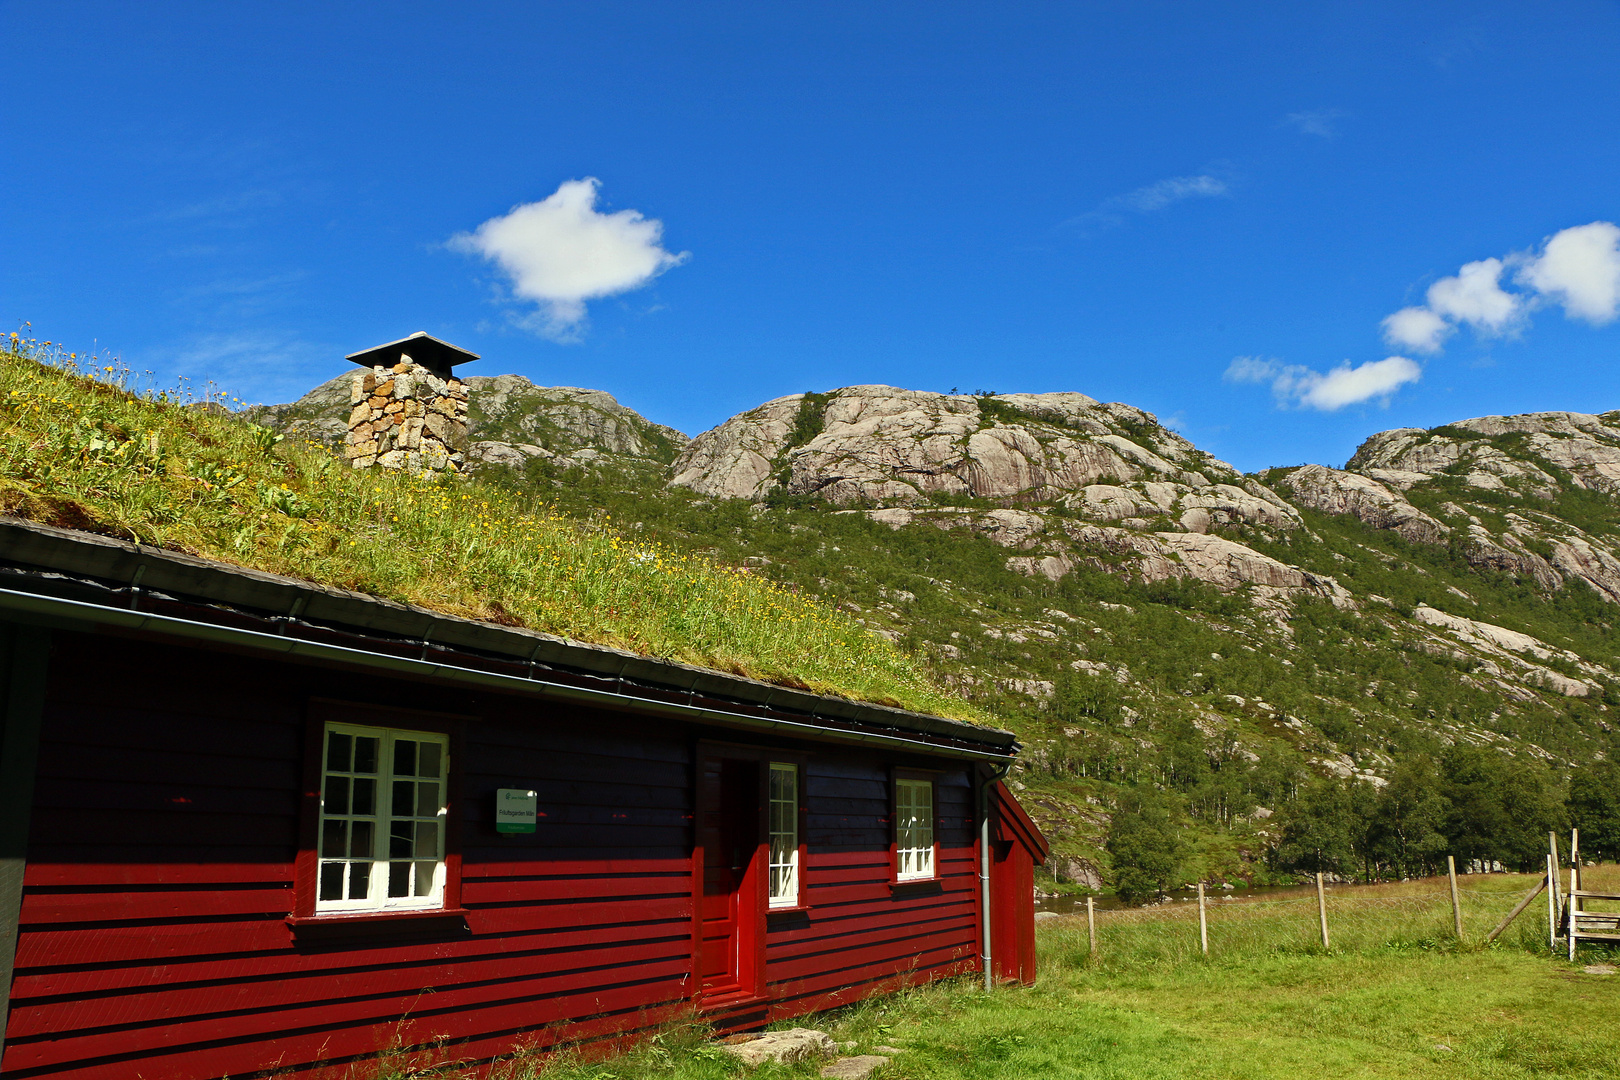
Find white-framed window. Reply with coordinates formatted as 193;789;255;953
318;723;449;912
768;762;800;907
895;777;935;881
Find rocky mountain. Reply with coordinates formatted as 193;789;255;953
251;376;1620;888
245;371;689;474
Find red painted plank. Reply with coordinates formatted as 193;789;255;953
18;886;294;924
23;862;291;888
765;922;978;979
5;977;693;1080
10;937;695;1040
13;916;691;999
14;918;293;968
460;856;692;878
462;877;691;905
4;953;696;1070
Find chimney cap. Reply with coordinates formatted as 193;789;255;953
346;332;479;375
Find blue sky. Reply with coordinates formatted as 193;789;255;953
4;2;1618;471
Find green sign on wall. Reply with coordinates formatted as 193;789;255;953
496;788;537;834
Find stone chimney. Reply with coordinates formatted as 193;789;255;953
343;332;477;473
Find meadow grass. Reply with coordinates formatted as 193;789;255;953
0;334;976;719
356;871;1617;1080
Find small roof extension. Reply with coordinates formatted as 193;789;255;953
346;331;479;378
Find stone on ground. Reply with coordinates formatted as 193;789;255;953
821;1054;892;1079
720;1028;837;1066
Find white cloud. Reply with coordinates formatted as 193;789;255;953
1518;221;1620;325
450;178;688;341
1068;173;1230;230
1108;174;1228;213
1378;221;1620;355
1226;355;1421;411
1281;109;1347;138
1381;305;1452;354
1424;258;1522;334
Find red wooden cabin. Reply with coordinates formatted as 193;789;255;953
0;519;1046;1080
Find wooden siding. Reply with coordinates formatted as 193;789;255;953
2;634;988;1079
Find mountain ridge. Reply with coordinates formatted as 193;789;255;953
249;374;1620;887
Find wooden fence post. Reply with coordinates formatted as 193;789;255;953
1316;872;1329;950
1447;856;1463;941
1197;882;1208;956
1547;853;1559;951
1568;829;1580;962
1549;831;1563;949
1086;896;1096;957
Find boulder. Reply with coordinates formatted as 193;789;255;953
821;1055;891;1079
722;1028;838;1067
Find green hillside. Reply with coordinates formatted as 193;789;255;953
15;330;1620;897
0;335;972;721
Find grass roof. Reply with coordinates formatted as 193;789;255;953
0;333;980;722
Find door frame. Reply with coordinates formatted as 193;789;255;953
691;741;806;1007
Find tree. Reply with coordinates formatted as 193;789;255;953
1365;757;1450;879
1273;779;1364;877
1441;745;1566;872
1105;792;1187;905
1568;759;1620;862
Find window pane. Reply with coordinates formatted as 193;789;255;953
323;775;350;816
317;724;446;911
319;862;344;901
321;819;347;859
415;782;440;817
388;861;410;898
326;732;351;772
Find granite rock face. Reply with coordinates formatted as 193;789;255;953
1347;411;1620;496
1274;464;1450;545
1279;410;1620;604
674;385;1335;602
464;376;688;467
246;372;687;475
670;385;1280;517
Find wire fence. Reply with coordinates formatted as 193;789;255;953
1036;871;1618;968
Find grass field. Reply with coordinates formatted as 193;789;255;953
359;870;1617;1080
0;334;972;718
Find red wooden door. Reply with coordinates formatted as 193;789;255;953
698;757;760;996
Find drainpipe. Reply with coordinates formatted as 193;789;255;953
979;774;993;990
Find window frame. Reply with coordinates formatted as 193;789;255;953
890;768;939;885
293;701;465;922
766;760;806;911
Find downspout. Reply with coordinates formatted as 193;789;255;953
979;775;993;990
978;762;1010;990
